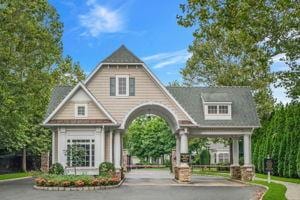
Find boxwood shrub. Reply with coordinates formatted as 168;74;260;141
99;162;115;176
49;163;64;175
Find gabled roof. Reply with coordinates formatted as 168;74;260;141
167;86;260;127
102;45;143;63
84;46;197;125
43;82;117;125
45;86;73;119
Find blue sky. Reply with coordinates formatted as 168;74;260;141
49;0;290;104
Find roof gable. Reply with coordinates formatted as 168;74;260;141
102;45;143;63
43;82;117;125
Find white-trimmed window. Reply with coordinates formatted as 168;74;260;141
208;105;218;114
66;139;95;167
204;103;232;120
116;75;129;96
219;105;229;114
75;104;87;118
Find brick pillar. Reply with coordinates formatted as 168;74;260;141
41;151;50;173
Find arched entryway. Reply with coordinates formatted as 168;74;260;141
119;102;179;181
120;102;180;133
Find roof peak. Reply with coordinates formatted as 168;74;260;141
102;45;143;64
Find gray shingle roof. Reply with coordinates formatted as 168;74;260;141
167;86;260;127
102;45;144;63
45;85;260;128
45;86;72;119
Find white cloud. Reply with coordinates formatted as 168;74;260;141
271;84;291;104
79;2;123;37
271;53;286;62
143;49;191;69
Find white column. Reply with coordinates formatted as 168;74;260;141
243;134;251;166
232;138;239;166
58;128;66;167
179;129;189;167
52;130;55;164
95;128;101;167
109;129;113;163
100;126;105;163
180;131;188;154
176;134;181;166
114;130;121;169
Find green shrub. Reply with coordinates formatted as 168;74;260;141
34;174;120;187
49;163;64;175
99;162;115;176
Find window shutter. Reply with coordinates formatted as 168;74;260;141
110;77;116;96
129;77;135;96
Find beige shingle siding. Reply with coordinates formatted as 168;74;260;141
86;65;189;123
53;100;109;120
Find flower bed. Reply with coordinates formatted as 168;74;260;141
34;174;122;191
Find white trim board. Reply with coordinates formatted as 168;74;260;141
43;82;117;125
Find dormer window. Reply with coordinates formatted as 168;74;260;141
75;104;87;118
219;105;229;114
208;105;218;114
204;104;231;120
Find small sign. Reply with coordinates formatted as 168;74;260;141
264;158;273;173
180;153;190;163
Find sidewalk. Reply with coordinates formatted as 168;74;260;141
255;177;300;200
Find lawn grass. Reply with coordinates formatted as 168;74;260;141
0;172;30;180
192;169;230;178
252;180;287;200
256;173;300;184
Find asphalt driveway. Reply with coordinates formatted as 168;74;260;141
0;170;263;200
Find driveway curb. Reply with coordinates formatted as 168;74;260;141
0;176;32;183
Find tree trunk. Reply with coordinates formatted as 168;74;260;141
22;148;27;172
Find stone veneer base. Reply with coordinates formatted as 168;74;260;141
174;166;191;183
230;165;241;180
33;178;125;191
241;165;255;181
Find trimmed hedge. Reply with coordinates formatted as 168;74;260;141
252;103;300;178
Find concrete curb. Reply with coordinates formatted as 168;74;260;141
248;182;269;200
33;178;125;191
0;176;32;183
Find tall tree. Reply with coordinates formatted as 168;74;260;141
177;0;300;117
0;0;85;171
125;116;175;162
51;55;86;86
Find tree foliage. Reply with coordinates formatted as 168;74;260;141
0;0;85;159
125;116;175;161
177;0;300;116
252;103;300;178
